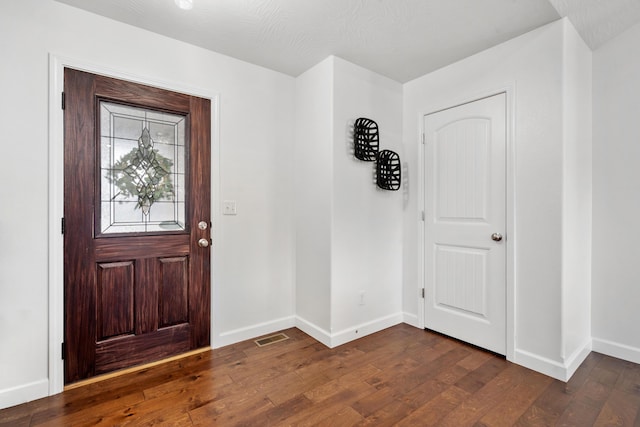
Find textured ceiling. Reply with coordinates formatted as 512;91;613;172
53;0;640;83
547;0;640;49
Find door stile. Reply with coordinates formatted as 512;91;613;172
188;96;211;349
64;70;98;383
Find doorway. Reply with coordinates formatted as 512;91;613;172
63;68;212;383
423;93;507;355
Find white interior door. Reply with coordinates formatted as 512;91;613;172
423;93;506;355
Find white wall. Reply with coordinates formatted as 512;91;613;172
592;21;640;363
561;22;592;365
331;57;403;341
403;18;592;380
294;57;334;335
0;0;295;408
294;56;404;346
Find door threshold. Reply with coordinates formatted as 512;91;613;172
63;347;211;391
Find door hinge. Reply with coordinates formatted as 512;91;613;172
61;92;65;110
61;342;65;360
61;217;65;235
421;288;425;298
421;133;425;144
421;211;425;221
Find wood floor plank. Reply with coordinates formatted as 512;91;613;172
3;324;640;426
295;346;368;381
266;371;333;405
282;383;375;426
556;376;615;426
303;364;380;403
593;388;640;426
396;385;471;426
590;354;627;388
438;363;523;426
477;368;553;426
565;351;606;393
316;405;364;426
454;356;510;395
514;404;559;427
236;393;315;426
615;360;640;396
30;390;146;426
356;399;415;426
399;378;450;410
189;392;273;426
526;379;575;419
0;414;30;427
142;368;233;401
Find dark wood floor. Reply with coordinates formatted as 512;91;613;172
2;324;640;426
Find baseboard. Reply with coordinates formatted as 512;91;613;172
212;312;403;350
514;339;592;382
212;315;296;348
294;316;332;347
564;339;593;380
330;313;403;347
402;312;420;328
295;313;403;348
514;349;567;381
593;337;640;364
0;379;49;410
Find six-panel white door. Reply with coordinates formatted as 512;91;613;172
423;93;506;355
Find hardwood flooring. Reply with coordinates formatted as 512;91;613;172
2;324;640;426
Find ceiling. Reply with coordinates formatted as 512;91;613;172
54;0;640;83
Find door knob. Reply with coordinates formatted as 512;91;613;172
491;233;503;242
198;238;210;248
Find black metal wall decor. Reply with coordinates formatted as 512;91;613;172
376;149;401;191
353;117;379;161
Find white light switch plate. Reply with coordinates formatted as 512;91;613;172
223;200;237;215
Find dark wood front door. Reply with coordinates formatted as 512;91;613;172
63;68;211;384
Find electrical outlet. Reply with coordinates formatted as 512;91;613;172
223;200;237;215
359;291;365;306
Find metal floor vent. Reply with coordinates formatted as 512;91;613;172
254;333;289;347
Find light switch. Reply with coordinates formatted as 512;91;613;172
223;200;237;215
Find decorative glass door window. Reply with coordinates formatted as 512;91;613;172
100;101;186;234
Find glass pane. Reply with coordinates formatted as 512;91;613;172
100;102;187;234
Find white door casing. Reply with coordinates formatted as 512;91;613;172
423;93;506;355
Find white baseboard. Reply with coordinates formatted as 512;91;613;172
593;337;640;364
295;313;403;348
0;379;49;410
514;349;568;381
330;313;403;347
295;316;332;347
564;339;593;380
514;339;592;382
402;312;420;328
212;315;296;348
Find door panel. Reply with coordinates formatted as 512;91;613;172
435;245;488;318
97;261;134;340
64;68;211;383
159;257;189;327
435;119;489;221
424;93;506;355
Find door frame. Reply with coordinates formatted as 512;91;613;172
48;54;220;395
418;85;516;362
